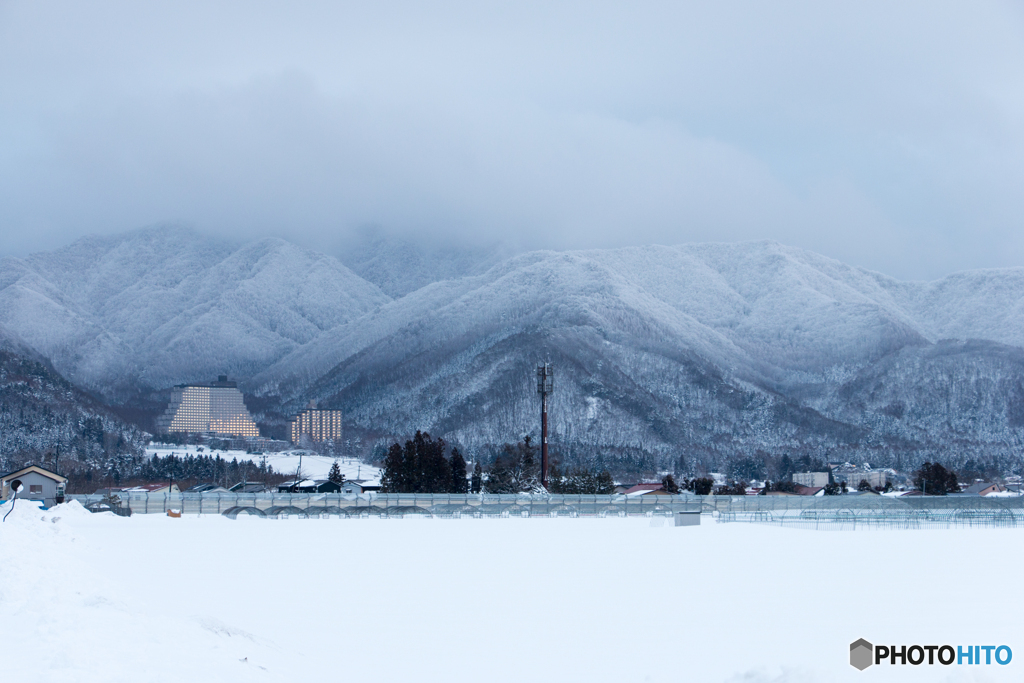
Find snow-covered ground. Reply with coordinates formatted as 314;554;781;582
2;499;1020;682
145;445;381;484
146;443;250;459
254;453;380;484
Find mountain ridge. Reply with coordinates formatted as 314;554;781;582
3;227;1024;474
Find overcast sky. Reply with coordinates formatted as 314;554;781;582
2;1;1024;279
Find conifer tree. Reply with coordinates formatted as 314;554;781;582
401;436;419;492
380;443;405;493
381;431;466;493
420;434;452;493
411;432;428;491
433;437;452;492
328;460;345;486
596;470;616;494
450;448;469;494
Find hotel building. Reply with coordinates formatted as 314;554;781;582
287;401;342;444
155;376;260;438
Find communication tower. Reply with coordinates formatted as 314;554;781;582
536;363;553;489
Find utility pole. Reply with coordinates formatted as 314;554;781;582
536;363;553;490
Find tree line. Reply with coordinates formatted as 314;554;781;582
380;431;470;494
380;433;616;494
64;452;283;493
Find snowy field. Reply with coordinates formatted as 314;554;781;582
254;453;380;483
2;500;1021;683
146;444;381;483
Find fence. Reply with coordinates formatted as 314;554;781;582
66;491;1024;527
711;495;1024;529
70;492;702;517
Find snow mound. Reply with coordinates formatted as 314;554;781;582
44;499;94;518
0;497;46;524
1;498;99;529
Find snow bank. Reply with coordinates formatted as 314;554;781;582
0;497;46;524
1;498;106;529
41;499;95;520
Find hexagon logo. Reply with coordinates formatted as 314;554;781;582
850;639;873;670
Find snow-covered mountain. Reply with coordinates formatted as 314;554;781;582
3;230;1024;473
250;241;1024;471
0;226;390;396
265;242;1024;395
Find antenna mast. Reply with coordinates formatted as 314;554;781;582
536;363;553;489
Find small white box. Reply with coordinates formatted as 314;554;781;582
674;511;700;526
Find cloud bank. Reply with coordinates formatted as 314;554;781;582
2;1;1024;279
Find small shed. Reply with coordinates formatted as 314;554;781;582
124;483;181;495
1;465;68;508
229;482;268;493
622;483;668;496
341;480;364;495
277;479;342;493
185;483;232;494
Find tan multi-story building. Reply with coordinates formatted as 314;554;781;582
287;401;342;444
792;471;831;488
155;376;260;438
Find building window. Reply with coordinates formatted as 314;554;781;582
29;485;43;494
